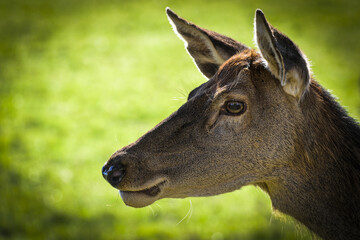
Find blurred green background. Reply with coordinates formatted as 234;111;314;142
0;0;359;239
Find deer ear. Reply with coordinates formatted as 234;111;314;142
255;9;310;100
166;8;249;79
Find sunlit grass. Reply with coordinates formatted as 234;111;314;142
0;0;358;239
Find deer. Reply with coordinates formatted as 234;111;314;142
102;8;360;240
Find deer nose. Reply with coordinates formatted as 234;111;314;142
102;162;126;187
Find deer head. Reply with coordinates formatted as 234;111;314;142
102;8;311;208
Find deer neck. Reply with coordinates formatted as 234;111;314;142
262;81;360;239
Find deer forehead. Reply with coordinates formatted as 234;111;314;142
189;50;284;112
215;50;256;84
207;51;274;100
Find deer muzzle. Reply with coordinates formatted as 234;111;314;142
102;152;169;208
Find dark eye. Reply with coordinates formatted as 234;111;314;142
225;101;246;115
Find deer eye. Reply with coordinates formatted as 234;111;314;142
225;101;246;115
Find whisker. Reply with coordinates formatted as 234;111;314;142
172;96;186;101
176;87;189;99
154;203;162;209
176;200;193;225
186;200;193;223
148;205;155;215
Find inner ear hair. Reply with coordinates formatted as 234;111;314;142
255;9;310;101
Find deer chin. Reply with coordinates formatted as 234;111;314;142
119;180;167;208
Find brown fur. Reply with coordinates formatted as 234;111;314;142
102;8;360;240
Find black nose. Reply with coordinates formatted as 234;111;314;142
102;162;126;187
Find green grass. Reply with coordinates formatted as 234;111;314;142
0;0;359;239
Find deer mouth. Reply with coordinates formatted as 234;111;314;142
119;180;167;208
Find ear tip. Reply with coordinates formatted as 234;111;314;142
255;9;266;20
255;9;268;28
166;7;176;18
256;9;264;15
